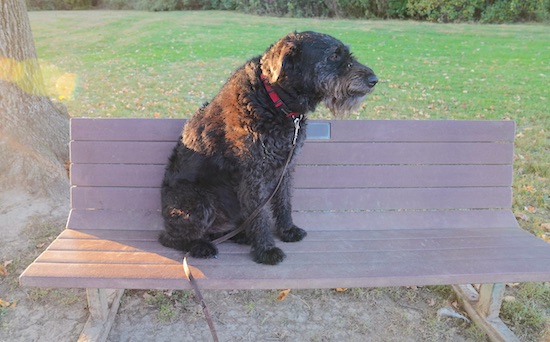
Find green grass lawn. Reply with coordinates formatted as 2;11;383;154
29;10;548;233
28;10;549;338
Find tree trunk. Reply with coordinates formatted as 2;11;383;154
0;0;69;201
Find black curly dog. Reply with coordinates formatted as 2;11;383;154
160;32;378;265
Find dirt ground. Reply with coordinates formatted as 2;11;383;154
1;190;486;341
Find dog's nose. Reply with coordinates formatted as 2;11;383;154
367;75;378;88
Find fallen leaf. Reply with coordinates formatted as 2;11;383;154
335;288;348;292
523;185;536;193
36;242;46;249
541;223;550;232
0;266;7;277
276;289;291;301
428;298;436;307
525;206;537;213
0;298;11;308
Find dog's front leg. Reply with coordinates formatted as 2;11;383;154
238;180;286;265
270;167;307;243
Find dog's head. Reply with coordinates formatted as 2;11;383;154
261;31;378;117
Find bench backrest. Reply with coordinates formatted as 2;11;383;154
25;118;550;291
70;119;515;213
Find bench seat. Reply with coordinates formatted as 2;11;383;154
20;118;550;342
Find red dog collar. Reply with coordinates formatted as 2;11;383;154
260;74;301;119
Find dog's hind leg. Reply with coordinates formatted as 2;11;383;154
158;230;218;259
160;181;218;258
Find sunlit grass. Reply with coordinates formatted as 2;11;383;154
28;12;549;121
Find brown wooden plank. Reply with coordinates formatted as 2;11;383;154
71;186;512;210
68;209;163;231
326;120;515;143
36;251;180;264
293;210;520;231
45;233;540;255
70;141;174;164
58;227;524;243
306;164;512;188
71;118;184;142
55;228;533;250
299;142;514;165
70;187;160;210
67;209;519;232
70;141;514;165
70;164;512;188
71;119;515;143
293;187;512;211
34;244;550;267
70;164;163;188
19;256;550;290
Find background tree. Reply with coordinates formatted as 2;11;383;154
0;0;69;201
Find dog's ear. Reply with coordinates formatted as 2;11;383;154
261;36;298;84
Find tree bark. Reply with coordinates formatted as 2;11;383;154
0;0;69;200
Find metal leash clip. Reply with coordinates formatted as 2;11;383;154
292;115;303;145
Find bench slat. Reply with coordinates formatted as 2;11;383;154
70;164;513;188
299;142;514;165
58;226;523;242
71;118;515;143
70;187;512;211
67;209;519;232
70;141;514;165
20;257;549;290
44;233;541;255
36;245;550;267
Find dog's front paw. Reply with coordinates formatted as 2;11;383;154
189;240;218;259
252;246;286;265
279;225;307;242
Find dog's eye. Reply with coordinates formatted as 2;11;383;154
329;51;341;62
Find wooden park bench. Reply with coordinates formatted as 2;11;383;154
20;118;550;342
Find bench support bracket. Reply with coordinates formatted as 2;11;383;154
78;288;125;342
452;284;519;342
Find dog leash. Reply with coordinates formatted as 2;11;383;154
212;115;303;245
184;116;302;342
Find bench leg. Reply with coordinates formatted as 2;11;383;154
452;284;519;342
78;289;125;342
